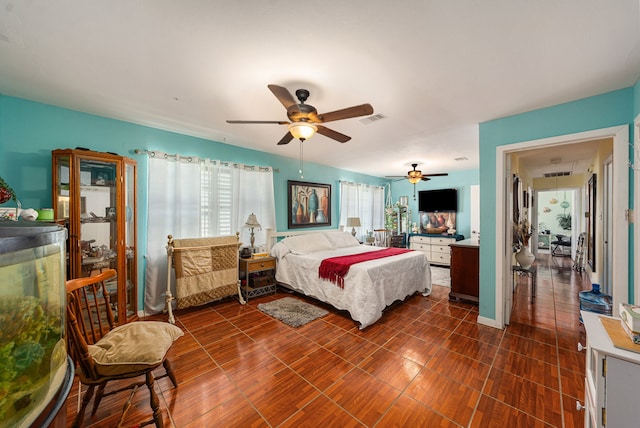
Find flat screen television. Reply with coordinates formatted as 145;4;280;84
418;188;457;212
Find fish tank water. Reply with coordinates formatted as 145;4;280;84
0;222;73;427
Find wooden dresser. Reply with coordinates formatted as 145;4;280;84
449;238;479;303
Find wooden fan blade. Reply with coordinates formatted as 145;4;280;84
277;132;294;145
318;104;374;123
316;125;351;143
227;120;290;124
268;84;298;110
420;177;432;181
422;173;449;177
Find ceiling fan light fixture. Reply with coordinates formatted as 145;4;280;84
407;169;422;184
288;122;317;141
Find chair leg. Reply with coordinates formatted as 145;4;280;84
73;384;95;428
163;358;178;388
92;383;107;415
145;371;163;428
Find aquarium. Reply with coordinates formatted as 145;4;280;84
0;223;71;427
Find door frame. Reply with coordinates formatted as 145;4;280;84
495;125;628;328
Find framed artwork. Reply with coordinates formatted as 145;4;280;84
287;180;331;228
587;174;597;271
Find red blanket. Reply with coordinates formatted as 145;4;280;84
318;247;413;288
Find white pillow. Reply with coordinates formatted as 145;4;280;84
323;231;361;248
269;241;291;259
281;233;333;254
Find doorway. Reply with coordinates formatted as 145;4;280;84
494;126;628;328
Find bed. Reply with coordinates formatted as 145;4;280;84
268;230;431;329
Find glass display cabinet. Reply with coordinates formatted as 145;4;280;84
52;148;137;324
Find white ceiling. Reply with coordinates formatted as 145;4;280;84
1;1;639;179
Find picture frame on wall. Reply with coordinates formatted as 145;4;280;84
287;180;331;228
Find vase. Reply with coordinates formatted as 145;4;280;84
515;246;535;269
315;209;326;223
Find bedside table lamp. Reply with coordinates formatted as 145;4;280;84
346;217;361;237
244;213;261;253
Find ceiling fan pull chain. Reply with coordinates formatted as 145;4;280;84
299;140;304;179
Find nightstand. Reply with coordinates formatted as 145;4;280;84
239;256;277;301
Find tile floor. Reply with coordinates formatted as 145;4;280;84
65;253;590;427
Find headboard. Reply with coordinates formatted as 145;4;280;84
266;228;345;250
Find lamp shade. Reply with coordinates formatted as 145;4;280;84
288;122;317;141
244;213;261;228
346;217;361;227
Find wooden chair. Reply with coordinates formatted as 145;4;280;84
66;269;183;427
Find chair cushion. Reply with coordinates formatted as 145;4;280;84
88;321;183;377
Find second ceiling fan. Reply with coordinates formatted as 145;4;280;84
386;163;449;199
226;84;374;145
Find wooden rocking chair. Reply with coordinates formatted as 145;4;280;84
66;269;183;427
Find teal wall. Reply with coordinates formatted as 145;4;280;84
390;169;479;239
479;88;636;321
0;95;391;308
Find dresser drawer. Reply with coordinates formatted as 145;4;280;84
410;242;430;252
430;252;451;265
431;236;454;245
245;258;276;272
410;235;431;244
431;244;450;254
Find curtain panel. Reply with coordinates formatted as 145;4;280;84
339;181;385;240
144;152;275;313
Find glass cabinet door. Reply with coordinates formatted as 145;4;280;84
123;159;137;320
52;149;137;324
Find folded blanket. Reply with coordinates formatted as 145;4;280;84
319;247;412;288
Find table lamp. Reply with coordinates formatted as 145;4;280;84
346;217;361;237
244;213;261;252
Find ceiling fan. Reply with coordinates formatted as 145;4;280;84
226;84;374;145
386;163;449;199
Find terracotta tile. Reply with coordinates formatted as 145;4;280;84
441;332;498;365
244;367;319;426
384;331;440;366
280;394;365;427
325;367;401;426
401;320;452;345
454;319;504;347
492;348;560;391
324;332;380;365
470;394;554;427
225;307;273;331
190;319;242;346
297;318;348;346
418;311;463;331
560;367;585;400
377;394;460;427
500;332;558;365
289;347;354;391
483;367;563;426
562;393;585;428
405;368;480;426
359;348;423;390
203;331;261;366
425;347;491;391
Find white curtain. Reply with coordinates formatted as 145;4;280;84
144;153;276;314
339;181;385;239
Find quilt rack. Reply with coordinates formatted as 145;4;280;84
165;233;244;324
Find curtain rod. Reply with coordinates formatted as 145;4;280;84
339;180;384;189
134;149;279;172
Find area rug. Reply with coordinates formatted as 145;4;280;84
257;297;329;327
431;266;451;288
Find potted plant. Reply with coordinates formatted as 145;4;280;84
557;212;572;230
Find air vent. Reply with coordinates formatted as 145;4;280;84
544;171;572;177
359;114;386;124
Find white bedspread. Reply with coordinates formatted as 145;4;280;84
274;245;431;329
